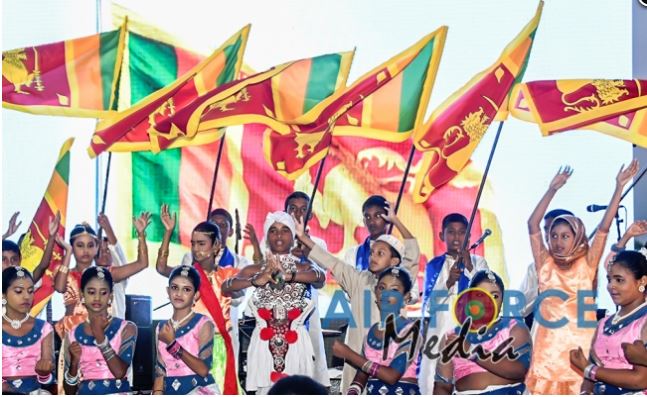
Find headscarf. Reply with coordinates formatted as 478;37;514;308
548;215;589;266
263;211;296;249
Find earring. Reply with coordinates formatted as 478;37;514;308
81;297;85;304
639;285;645;293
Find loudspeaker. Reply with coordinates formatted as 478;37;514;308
132;325;154;391
126;294;152;326
126;295;154;392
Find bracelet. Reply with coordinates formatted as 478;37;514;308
158;249;169;257
369;361;380;377
64;369;80;386
361;359;373;374
166;340;183;359
103;348;116;361
58;265;69;274
589;365;599;382
347;384;362;395
37;373;53;384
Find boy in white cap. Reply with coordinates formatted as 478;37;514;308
293;202;420;393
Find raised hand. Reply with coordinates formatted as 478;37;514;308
616;159;639;187
243;223;259;246
34;358;54;376
379;201;397;223
158;321;176;345
55;234;72;254
48;212;61;236
292;215;306;238
134;211;152;235
69;341;82;364
160;204;177;233
446;261;462;289
549;166;573;191
626;220;647;239
569;346;588;372
3;211;22;240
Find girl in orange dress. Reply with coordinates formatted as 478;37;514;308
525;161;639;394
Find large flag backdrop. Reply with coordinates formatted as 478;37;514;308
2;23;126;117
107;13;509;315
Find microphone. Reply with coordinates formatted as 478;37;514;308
586;204;625;212
469;229;492;250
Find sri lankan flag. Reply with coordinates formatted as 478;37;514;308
2;23;126;117
153;51;355;153
87;25;249;157
509;79;647;147
19;138;73;316
411;2;543;203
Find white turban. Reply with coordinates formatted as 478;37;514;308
263;211;296;249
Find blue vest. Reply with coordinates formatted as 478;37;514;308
355;237;372;271
422;254;470;310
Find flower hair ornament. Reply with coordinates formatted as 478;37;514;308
180;266;191;278
486;270;496;283
96;267;106;279
15;266;26;279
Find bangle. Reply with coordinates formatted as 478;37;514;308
103;348;116;361
166;340;183;359
589;365;599;381
158;249;169;257
58;265;69;274
64;369;80;386
369;361;380;377
347;384;362;395
361;360;373;374
37;373;53;384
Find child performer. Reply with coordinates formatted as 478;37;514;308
2;267;55;394
526;161;639;394
434;270;532;395
570;250;647;394
222;211;325;394
294;202;420;392
333;267;422;395
420;213;489;394
63;267;137;394
153;266;219;395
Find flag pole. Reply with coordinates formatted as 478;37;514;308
206;132;227;220
303;154;328;231
388;145;416;234
461;120;505;252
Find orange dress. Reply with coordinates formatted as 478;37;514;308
525;230;608;395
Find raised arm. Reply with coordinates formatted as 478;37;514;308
599;160;639;233
32;213;60;283
294;215;361;293
53;234;72;293
243;223;263;265
2;211;21;240
110;212;150;283
528;166;572;234
98;213;118;246
156;204;176;277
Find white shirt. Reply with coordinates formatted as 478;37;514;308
108;242;128;319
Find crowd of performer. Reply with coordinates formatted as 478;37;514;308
2;160;647;395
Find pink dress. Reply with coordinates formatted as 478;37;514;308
2;319;54;394
363;318;421;395
156;313;220;394
590;304;647;394
67;317;136;394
